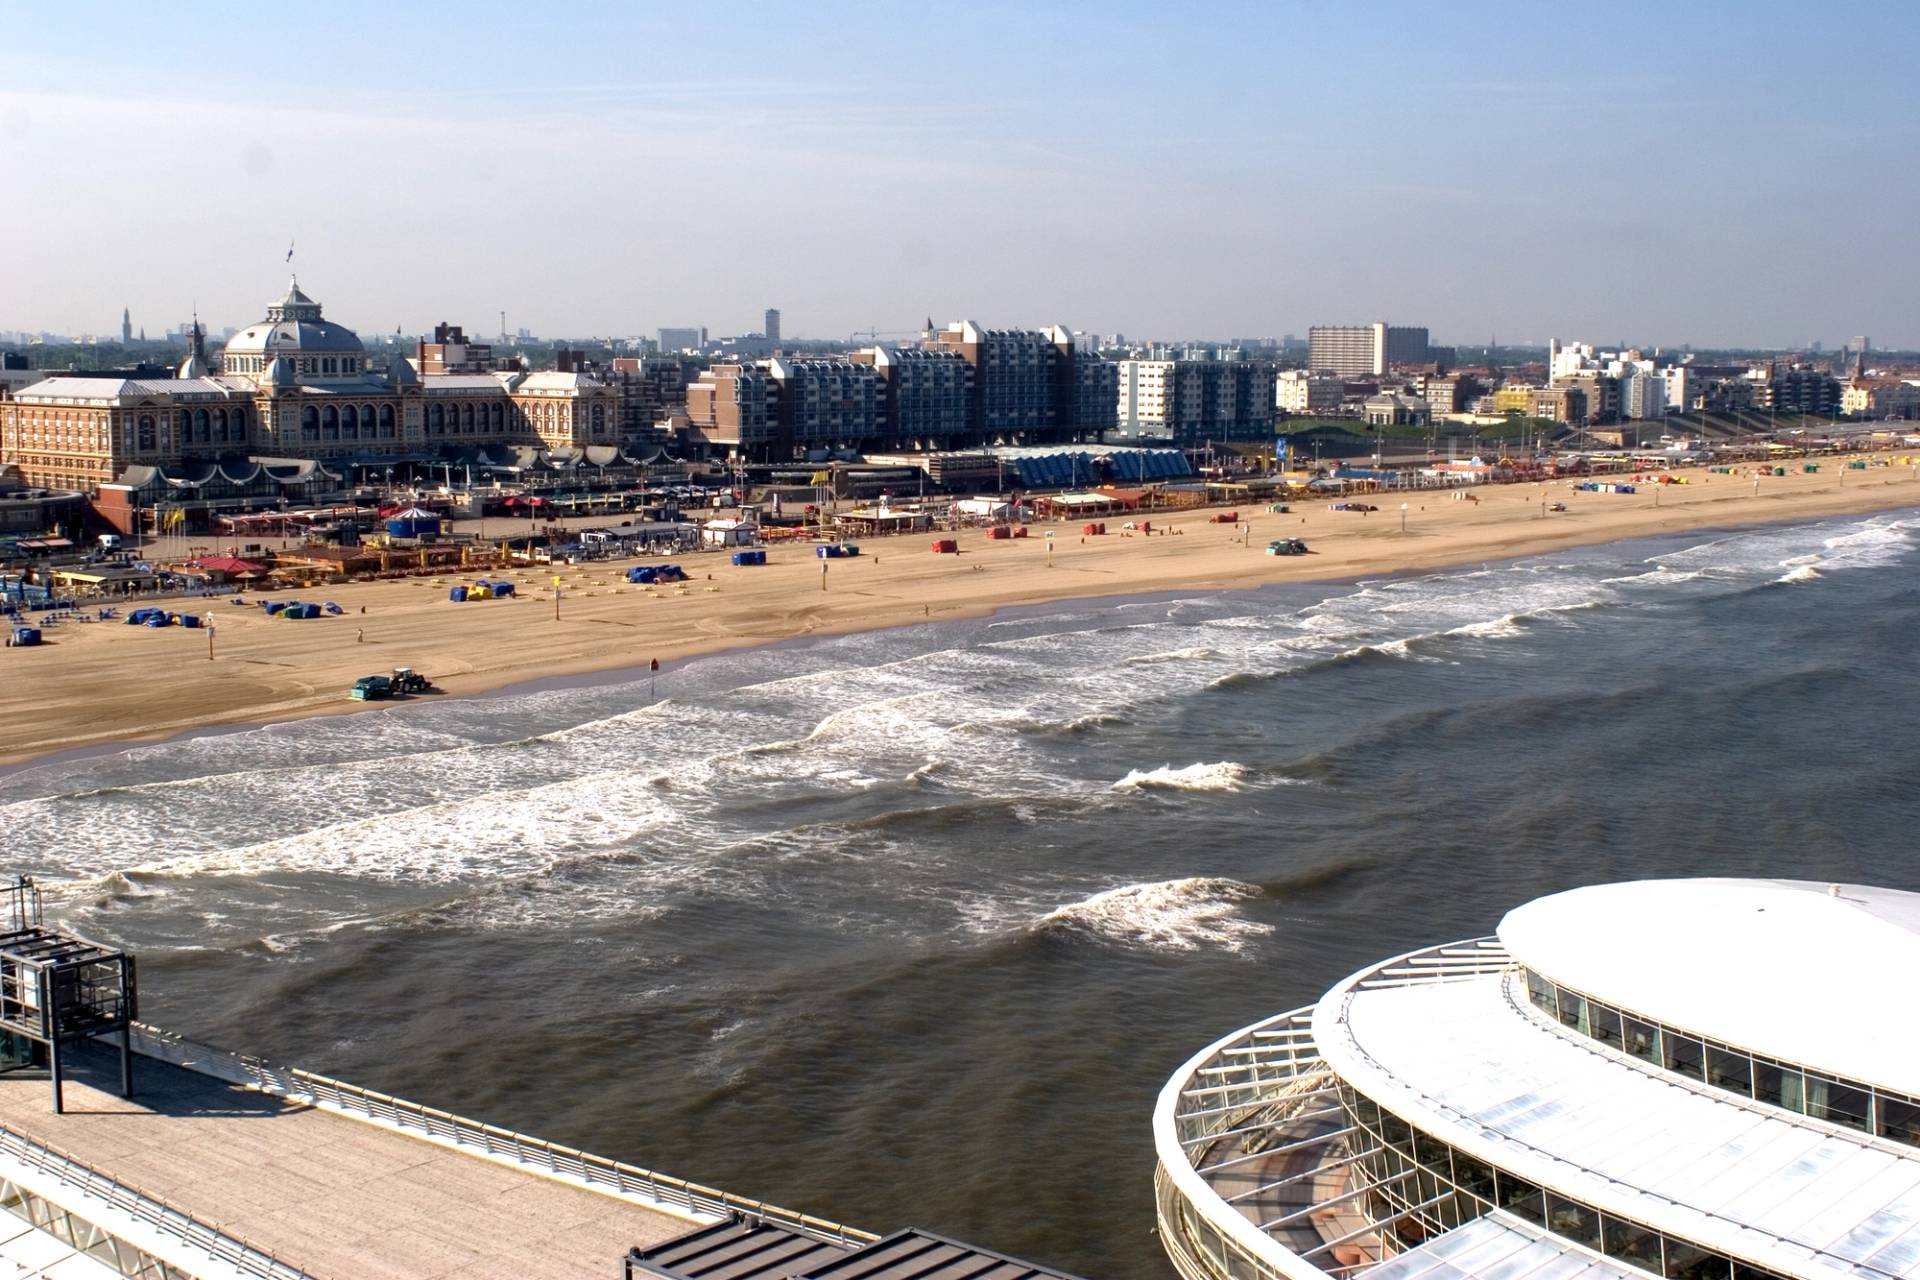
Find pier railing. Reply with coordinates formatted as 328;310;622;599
0;1112;314;1279
130;1023;877;1249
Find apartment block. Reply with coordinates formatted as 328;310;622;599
1275;369;1345;415
685;363;773;453
1116;360;1275;443
853;347;973;448
1307;323;1428;377
766;358;884;452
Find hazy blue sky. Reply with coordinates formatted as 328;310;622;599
3;1;1915;347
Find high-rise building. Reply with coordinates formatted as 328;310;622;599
1307;323;1429;377
684;363;773;455
417;322;495;375
766;358;883;454
764;309;781;345
928;321;1115;445
1309;324;1384;377
852;347;973;450
656;327;704;353
1623;369;1667;420
1115;359;1275;443
120;308;131;344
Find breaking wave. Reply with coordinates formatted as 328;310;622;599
1035;877;1271;953
1112;762;1248;793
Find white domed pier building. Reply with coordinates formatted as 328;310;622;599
1156;879;1920;1280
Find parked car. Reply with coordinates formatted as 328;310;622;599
1331;502;1378;513
1266;538;1310;556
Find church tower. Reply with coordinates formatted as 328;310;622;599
121;308;132;344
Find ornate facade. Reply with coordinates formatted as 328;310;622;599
0;279;623;494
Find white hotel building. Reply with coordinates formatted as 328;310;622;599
1156;879;1920;1280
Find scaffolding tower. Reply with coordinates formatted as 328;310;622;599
0;876;137;1113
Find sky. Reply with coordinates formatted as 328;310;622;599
2;1;1916;349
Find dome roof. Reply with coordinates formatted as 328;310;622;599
221;276;365;362
266;356;298;387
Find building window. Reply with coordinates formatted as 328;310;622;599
302;406;320;440
137;416;156;451
379;405;395;438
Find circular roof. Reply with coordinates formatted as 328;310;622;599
1499;878;1920;1093
221;276;365;360
224;319;366;357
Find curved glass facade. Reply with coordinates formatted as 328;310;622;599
1520;968;1920;1144
1340;1082;1792;1280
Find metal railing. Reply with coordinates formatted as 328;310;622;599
0;1111;314;1279
129;1023;876;1249
1152;938;1511;1280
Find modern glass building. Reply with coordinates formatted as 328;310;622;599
1155;879;1920;1280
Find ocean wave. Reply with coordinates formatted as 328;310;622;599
1112;762;1248;793
1124;646;1218;665
1775;562;1822;584
1035;877;1271;954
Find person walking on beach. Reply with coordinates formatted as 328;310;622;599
357;628;364;643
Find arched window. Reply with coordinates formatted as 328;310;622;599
379;405;395;438
361;405;376;440
429;403;445;434
591;404;605;435
137;415;157;451
213;409;228;443
323;405;339;440
195;409;211;443
177;408;191;440
232;407;247;442
302;406;320;440
462;404;476;432
341;404;358;439
491;402;504;430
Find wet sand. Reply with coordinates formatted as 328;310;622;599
4;458;1915;766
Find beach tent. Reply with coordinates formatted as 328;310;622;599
385;507;443;538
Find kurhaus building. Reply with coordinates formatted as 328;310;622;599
1156;878;1920;1280
0;279;623;495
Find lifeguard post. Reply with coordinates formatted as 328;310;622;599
0;875;136;1112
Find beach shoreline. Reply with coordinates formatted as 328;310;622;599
4;459;1916;773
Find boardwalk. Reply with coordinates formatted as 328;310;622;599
0;1043;696;1279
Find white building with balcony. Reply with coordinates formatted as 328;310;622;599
1155;879;1920;1280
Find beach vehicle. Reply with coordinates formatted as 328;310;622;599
1265;538;1310;556
390;668;433;695
1549;501;1568;512
1269;503;1291;513
349;674;393;701
5;626;40;647
1332;501;1378;513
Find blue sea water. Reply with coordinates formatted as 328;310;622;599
4;510;1918;1279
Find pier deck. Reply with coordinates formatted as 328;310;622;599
0;1042;695;1279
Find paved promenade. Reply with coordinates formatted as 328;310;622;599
0;1043;695;1279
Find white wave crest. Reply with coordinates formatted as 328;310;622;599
1112;762;1247;792
1037;877;1270;953
1776;563;1822;584
1446;615;1527;639
1125;646;1218;665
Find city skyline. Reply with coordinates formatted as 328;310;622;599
2;1;1916;347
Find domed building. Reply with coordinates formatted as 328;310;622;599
0;277;630;524
1156;879;1920;1280
220;278;373;382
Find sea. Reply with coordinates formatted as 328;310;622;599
4;509;1918;1280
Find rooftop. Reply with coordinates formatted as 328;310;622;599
1315;959;1920;1280
1498;879;1920;1094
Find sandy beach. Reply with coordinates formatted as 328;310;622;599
4;459;1916;767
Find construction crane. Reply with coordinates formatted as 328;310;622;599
847;327;926;344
